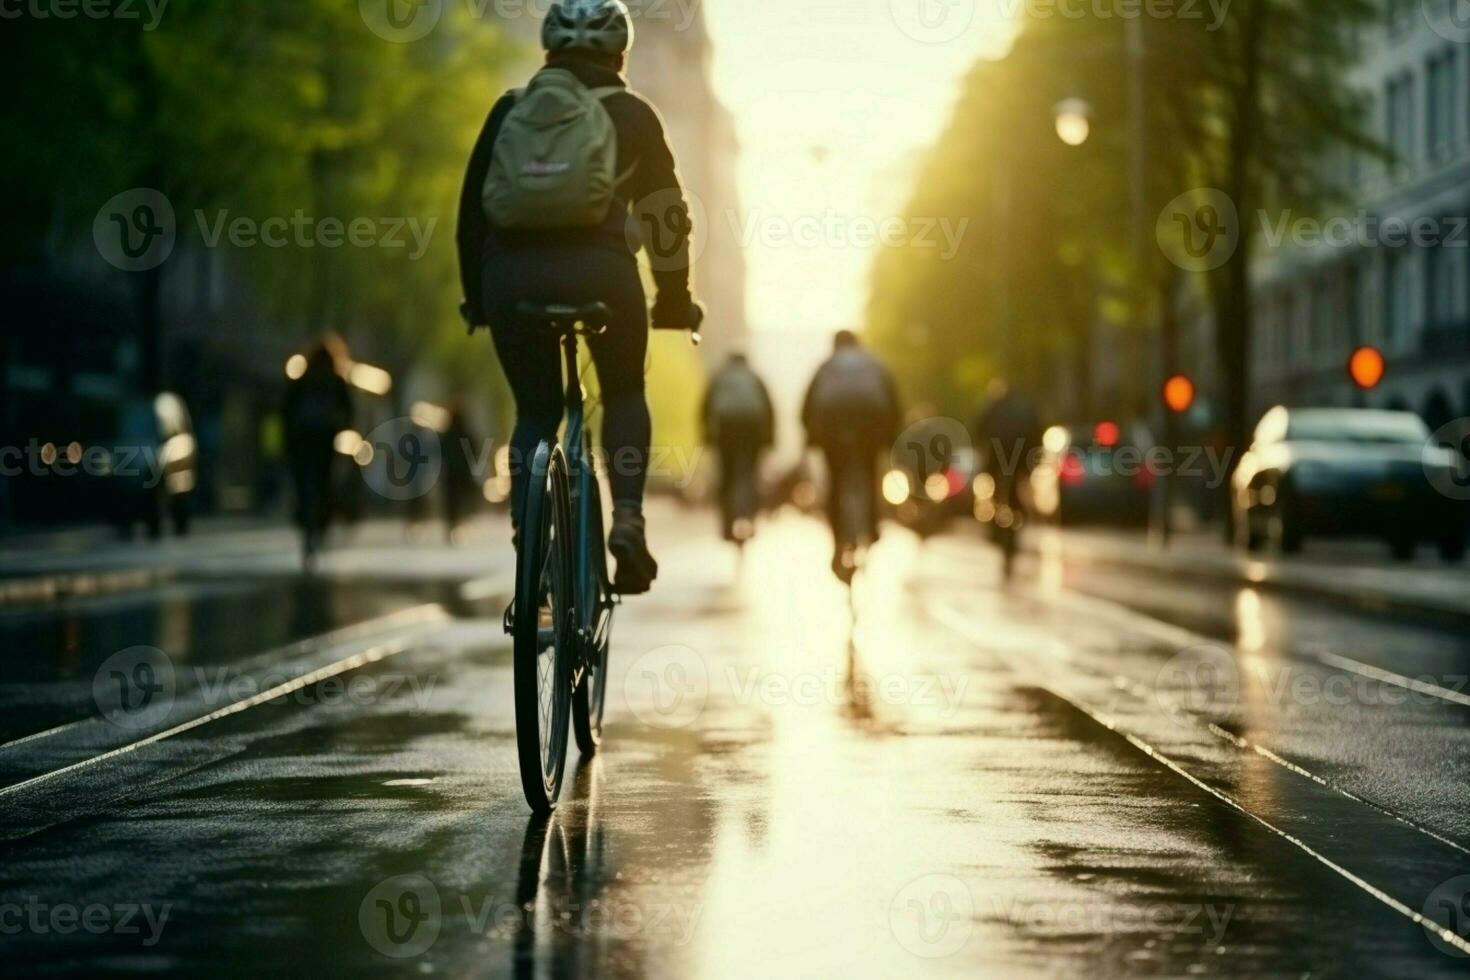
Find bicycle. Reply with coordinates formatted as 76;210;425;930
830;442;877;587
508;300;698;813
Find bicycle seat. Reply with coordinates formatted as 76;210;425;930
516;301;613;334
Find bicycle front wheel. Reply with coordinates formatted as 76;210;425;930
514;443;575;813
572;472;612;755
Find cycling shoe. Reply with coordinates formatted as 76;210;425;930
608;511;658;595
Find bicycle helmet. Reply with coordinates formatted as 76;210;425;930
542;0;634;56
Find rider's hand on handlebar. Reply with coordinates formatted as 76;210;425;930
651;294;704;332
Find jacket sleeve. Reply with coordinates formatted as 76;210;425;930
456;95;514;318
624;97;693;303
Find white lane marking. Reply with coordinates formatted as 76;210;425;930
1310;650;1470;709
1042;584;1470;710
0;625;439;801
929;600;1470;957
0;603;446;755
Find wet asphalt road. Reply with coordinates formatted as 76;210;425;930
1;508;1469;978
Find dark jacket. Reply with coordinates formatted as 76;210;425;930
456;55;693;321
801;347;902;450
701;360;775;447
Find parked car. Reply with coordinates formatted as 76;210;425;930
1032;422;1153;527
1233;406;1467;562
104;392;199;538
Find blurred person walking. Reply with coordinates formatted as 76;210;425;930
441;398;480;543
701;352;774;545
801;331;902;581
283;336;352;568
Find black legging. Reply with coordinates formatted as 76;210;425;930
482;243;649;519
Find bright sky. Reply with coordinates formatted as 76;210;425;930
705;0;1015;335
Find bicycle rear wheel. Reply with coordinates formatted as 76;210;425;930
514;443;575;813
572;471;612;754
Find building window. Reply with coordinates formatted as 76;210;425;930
1427;49;1456;160
1313;278;1335;365
1384;249;1413;346
1386;73;1416;169
1344;262;1363;347
1426;239;1457;327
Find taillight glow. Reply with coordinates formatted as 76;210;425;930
1060;453;1086;486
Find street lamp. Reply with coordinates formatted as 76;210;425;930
1053;98;1093;147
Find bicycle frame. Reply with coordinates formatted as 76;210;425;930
559;330;612;690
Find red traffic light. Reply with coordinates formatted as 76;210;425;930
1163;374;1196;414
1348;346;1386;390
1094;421;1121;448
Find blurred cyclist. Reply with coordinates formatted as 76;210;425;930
283;336;352;567
973;379;1042;575
456;0;703;595
802;331;902;578
701;352;774;543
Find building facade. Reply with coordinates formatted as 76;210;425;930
1250;1;1470;431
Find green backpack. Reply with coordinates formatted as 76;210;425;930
482;69;622;230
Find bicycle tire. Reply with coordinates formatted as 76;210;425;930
572;471;612;754
514;442;575;813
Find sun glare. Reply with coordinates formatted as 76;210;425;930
706;1;1015;336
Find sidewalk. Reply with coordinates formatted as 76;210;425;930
1044;525;1470;624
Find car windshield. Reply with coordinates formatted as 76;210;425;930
1287;412;1427;445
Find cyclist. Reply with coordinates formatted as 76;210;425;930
701;352;774;543
283;336;352;566
456;0;703;595
801;331;902;578
973;379;1042;573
